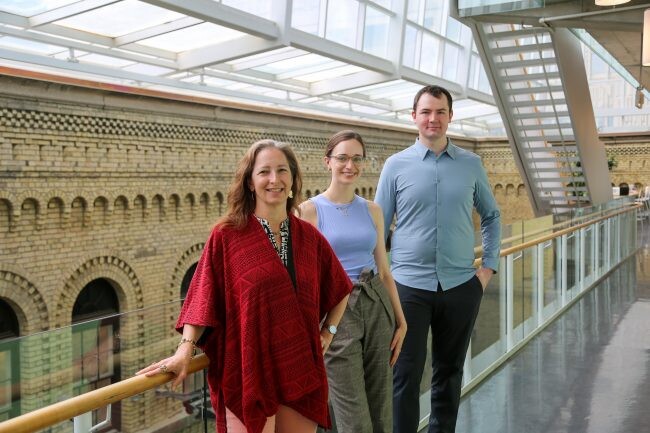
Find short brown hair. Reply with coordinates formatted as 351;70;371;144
412;85;453;113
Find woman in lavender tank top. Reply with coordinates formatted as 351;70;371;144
299;130;407;433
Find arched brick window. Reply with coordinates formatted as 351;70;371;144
72;280;120;431
0;299;20;421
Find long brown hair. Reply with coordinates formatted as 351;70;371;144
218;139;303;230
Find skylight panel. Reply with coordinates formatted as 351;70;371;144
55;0;184;38
293;64;364;83
122;63;174;76
0;0;77;16
139;22;246;52
76;53;133;68
0;35;62;55
256;53;335;74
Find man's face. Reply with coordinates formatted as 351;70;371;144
412;93;453;143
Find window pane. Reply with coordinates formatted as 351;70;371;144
292;0;322;34
442;43;459;81
403;25;418;68
446;17;463;43
407;0;422;23
424;0;444;33
419;33;441;75
363;6;390;57
326;0;359;47
98;324;114;377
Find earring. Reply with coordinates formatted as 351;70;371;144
288;190;294;199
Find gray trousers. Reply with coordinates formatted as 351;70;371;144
325;271;395;433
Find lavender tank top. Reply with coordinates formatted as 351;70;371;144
311;194;377;282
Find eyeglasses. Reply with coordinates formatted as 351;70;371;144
329;154;366;165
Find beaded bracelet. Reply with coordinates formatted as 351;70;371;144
178;337;197;348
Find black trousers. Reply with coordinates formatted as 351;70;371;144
393;276;483;433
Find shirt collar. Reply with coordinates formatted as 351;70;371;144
414;138;456;160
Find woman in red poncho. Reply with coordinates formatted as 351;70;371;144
137;140;352;433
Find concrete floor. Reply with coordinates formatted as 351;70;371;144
453;225;650;433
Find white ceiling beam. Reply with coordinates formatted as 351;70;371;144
0;11;29;27
0;25;176;68
310;70;396;96
177;36;284;70
400;66;463;94
36;23;177;60
115;17;201;46
139;0;280;39
465;88;495;106
286;28;395;74
230;48;305;72
29;0;119;27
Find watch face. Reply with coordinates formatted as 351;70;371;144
327;325;337;335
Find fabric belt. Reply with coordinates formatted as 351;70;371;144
348;268;379;310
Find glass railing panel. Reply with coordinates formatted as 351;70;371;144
510;247;535;346
0;301;213;433
566;231;580;299
598;221;607;274
584;226;594;288
469;256;507;376
541;238;561;321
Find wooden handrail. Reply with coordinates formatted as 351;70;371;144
473;203;640;266
0;354;210;433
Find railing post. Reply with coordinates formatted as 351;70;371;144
506;254;514;351
561;234;568;306
536;243;544;326
579;228;585;292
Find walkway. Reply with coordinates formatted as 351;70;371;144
454;224;650;433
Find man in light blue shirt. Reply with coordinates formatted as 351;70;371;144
375;85;501;433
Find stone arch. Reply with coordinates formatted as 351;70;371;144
93;196;109;226
169;243;205;302
169;194;181;221
152;194;165;222
517;184;526;196
0;198;13;233
369;187;373;199
46;197;65;229
215;192;224;216
113;195;129;224
55;256;143;328
19;198;40;231
0;270;49;334
71;196;88;229
184;193;196;220
199;192;210;217
505;184;515;196
133;195;147;222
361;187;367;197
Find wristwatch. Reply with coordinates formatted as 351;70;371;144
324;324;337;335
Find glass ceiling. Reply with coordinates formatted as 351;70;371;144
0;0;644;137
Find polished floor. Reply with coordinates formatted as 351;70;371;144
453;224;650;433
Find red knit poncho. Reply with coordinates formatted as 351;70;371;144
177;214;353;433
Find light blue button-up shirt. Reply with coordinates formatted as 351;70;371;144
375;139;501;291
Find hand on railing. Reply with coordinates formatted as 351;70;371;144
135;341;195;389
